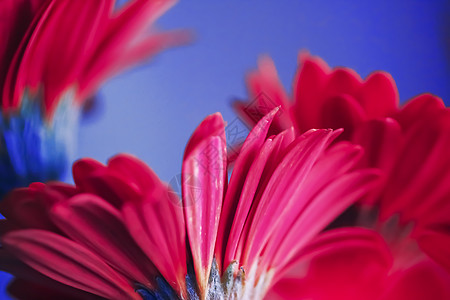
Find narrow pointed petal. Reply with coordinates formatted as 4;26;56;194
2;229;137;300
272;169;379;268
215;108;278;268
122;186;187;296
50;194;157;286
183;134;227;296
242;129;336;268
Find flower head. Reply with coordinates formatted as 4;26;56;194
0;109;378;299
234;52;450;295
0;0;187;194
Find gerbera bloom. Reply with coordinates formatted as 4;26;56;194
268;228;450;300
0;109;378;299
234;53;450;286
0;0;187;194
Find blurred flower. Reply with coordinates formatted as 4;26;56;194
0;0;187;194
268;228;450;300
234;53;450;294
0;109;378;299
234;52;399;140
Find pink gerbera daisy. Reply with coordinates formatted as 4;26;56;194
0;109;378;299
233;52;450;296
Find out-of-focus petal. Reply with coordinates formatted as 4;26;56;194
2;229;137;299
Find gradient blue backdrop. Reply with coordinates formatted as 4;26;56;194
1;0;449;298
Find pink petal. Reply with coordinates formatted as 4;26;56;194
292;52;330;132
394;93;445;130
0;183;66;231
379;110;450;224
271;168;380;269
2;229;137;299
79;0;179;97
122;187;187;297
73;158;142;207
244;56;293;133
241;129;337;268
107;154;163;194
223;136;277;269
8;278;103;300
352;119;402;205
267;228;392;300
182;135;227;297
380;261;450;300
50;194;157;287
418;229;450;274
215;108;279;269
184;113;226;161
320;94;367;140
358;71;399;118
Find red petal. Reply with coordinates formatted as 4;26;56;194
2;229;137;299
122;189;187;296
243;56;293;133
0;184;66;231
394;93;445;130
380;261;450;300
292;52;330;132
271;169;379;269
358;71;399;118
215;108;279;269
320;94;367;140
241;129;337;269
182;134;227;296
268;228;392;300
50;194;157;286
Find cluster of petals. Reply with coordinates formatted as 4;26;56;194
234;52;450;298
0;0;187;195
0;0;186;118
0;108;380;299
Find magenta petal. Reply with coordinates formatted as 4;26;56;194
394;93;445;130
215;108;279;269
2;229;137;300
358;71;399;118
268;228;392;300
271;168;379;269
380;261;450;300
50;194;156;286
122;190;187;296
107;154;163;194
242;129;336;268
320;94;367;140
292;52;330;131
182;135;227;296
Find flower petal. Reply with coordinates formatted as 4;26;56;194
358;71;399;118
182;134;227;296
267;228;392;300
215;108;278;269
50;193;157;287
2;229;137;299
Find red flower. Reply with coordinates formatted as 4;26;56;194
0;0;188;194
267;228;450;300
234;53;450;277
0;109;378;299
234;52;399;140
0;0;187;118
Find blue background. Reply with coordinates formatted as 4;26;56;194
1;0;449;298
